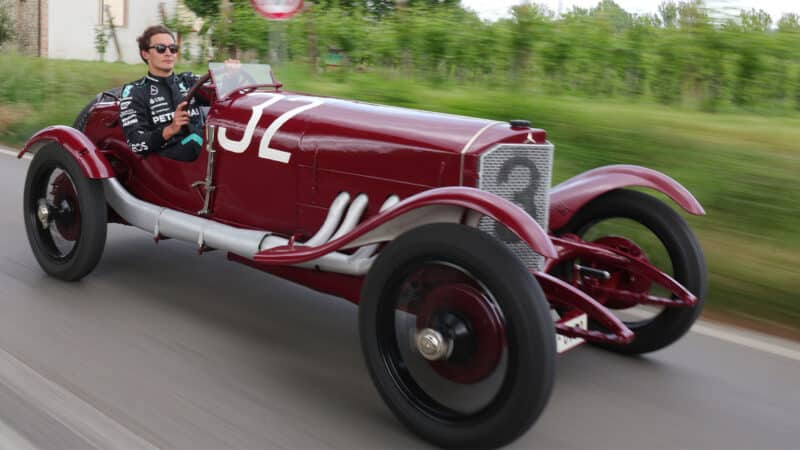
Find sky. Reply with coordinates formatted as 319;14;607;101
460;0;800;22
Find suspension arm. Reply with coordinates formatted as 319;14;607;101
547;235;698;308
534;272;635;345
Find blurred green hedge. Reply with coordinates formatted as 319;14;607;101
0;52;797;331
184;0;800;114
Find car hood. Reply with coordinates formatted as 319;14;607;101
300;93;546;183
210;91;546;189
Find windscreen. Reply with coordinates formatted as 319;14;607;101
209;62;277;100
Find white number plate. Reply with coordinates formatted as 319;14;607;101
556;313;588;354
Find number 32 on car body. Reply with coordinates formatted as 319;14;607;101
217;93;324;164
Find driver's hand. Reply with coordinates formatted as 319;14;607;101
163;101;191;140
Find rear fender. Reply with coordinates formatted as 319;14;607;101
549;164;704;231
254;186;557;264
18;125;114;179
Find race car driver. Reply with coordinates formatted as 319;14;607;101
120;25;234;161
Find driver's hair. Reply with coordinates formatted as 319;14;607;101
136;25;176;63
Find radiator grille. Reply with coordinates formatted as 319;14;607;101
477;143;554;270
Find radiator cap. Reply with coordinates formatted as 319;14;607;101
509;120;531;129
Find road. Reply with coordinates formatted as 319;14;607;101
1;147;798;450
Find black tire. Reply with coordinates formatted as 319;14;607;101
23;145;107;281
72;88;123;132
556;189;707;354
359;223;555;449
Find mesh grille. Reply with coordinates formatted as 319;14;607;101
477;143;554;270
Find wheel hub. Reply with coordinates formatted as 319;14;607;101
36;199;51;229
416;328;451;361
416;283;505;384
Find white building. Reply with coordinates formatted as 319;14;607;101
12;0;197;64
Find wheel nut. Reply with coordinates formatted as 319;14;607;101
416;328;450;361
37;201;50;229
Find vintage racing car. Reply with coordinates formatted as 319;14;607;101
19;63;706;449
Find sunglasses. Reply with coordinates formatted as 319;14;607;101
148;44;179;54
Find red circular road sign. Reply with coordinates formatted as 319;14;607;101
250;0;304;20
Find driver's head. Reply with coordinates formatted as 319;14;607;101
137;25;178;76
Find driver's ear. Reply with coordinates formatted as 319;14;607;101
141;50;149;63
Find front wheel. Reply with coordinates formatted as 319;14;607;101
23;145;107;281
555;189;707;354
359;223;555;449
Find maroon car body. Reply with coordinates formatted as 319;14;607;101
20;63;706;449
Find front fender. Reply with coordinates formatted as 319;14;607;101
549;165;704;231
19;126;114;179
254;186;557;264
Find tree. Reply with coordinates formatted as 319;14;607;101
0;0;14;47
776;14;800;109
312;0;458;17
677;0;708;31
508;2;550;80
184;0;219;18
658;1;679;28
777;13;800;33
593;0;632;32
740;8;771;32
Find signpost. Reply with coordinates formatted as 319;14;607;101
251;0;304;65
250;0;304;20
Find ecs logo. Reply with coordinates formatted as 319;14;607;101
130;142;149;153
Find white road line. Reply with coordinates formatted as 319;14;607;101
691;321;800;362
622;308;800;362
0;147;31;160
0;416;39;450
0;348;160;450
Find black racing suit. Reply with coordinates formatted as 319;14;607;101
119;72;206;161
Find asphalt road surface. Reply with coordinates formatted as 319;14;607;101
1;147;798;450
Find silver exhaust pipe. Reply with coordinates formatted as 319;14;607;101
305;192;350;246
331;193;369;241
351;195;400;259
104;178;462;276
103;179;390;275
103;178;270;257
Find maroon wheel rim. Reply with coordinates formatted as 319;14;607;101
50;172;81;242
416;283;506;384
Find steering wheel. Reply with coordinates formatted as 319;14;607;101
182;72;212;107
176;72;212;135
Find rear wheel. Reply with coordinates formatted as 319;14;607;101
360;223;555;449
556;189;707;354
23;146;107;281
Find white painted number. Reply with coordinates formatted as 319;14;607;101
218;93;324;163
259;98;323;163
218;94;284;154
